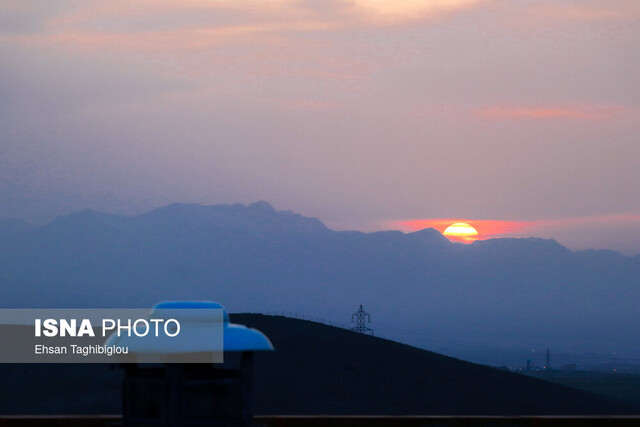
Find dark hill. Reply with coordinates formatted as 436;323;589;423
0;314;637;415
233;314;639;415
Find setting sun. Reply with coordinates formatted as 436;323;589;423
443;222;478;243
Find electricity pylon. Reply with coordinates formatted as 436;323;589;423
351;304;374;336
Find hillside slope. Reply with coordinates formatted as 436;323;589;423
0;314;637;415
234;314;639;415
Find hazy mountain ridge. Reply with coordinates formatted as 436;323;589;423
1;202;638;360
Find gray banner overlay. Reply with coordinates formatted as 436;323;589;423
0;309;223;363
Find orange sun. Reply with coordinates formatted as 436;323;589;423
443;222;478;243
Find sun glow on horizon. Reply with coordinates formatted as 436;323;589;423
443;222;478;243
394;218;532;241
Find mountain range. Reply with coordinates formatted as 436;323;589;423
1;201;638;365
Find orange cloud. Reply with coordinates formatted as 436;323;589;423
0;0;493;93
45;0;488;27
347;0;487;25
476;105;619;121
395;218;533;240
391;214;640;244
2;0;492;54
3;20;336;52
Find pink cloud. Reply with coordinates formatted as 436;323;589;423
476;105;620;121
528;214;640;230
281;99;342;111
528;2;640;23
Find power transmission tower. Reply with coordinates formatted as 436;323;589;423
546;348;550;369
351;304;374;336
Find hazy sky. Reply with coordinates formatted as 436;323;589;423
2;0;639;254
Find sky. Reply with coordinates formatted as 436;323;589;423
1;0;639;255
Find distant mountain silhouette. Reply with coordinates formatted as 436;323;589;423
1;202;639;361
0;218;32;235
